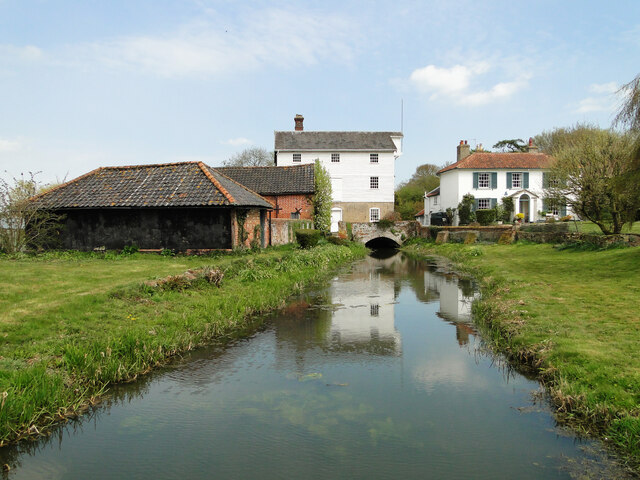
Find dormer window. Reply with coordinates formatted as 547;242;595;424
331;153;340;163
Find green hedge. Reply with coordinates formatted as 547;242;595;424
295;229;322;248
475;209;496;226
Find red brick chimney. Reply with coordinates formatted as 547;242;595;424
294;114;304;131
457;140;471;163
526;137;539;153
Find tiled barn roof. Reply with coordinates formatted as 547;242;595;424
437;152;552;174
217;164;315;195
275;131;402;151
33;162;273;209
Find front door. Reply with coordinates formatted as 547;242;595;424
330;208;342;233
519;194;530;222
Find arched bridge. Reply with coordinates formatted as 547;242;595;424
340;221;418;248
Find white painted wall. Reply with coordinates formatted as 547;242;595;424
437;169;575;223
277;150;396;203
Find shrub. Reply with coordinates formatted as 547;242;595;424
383;211;402;221
121;244;139;255
475;209;496;226
458;194;475;225
501;196;514;222
160;248;175;257
376;219;394;230
295;229;322;248
327;236;349;246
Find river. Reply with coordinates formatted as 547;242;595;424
0;252;629;479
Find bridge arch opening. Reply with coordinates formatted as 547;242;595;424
365;236;400;250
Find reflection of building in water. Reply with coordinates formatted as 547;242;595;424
423;268;478;345
327;255;402;356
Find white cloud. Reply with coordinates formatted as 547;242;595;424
0;138;21;152
61;8;356;78
573;82;620;113
221;137;252;146
0;44;43;61
409;61;528;106
588;82;618;94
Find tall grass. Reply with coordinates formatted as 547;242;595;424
0;243;367;444
402;241;640;470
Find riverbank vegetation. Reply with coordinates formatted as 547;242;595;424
0;242;366;445
402;240;640;469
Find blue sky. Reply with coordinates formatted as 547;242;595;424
1;0;639;186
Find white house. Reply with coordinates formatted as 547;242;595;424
275;115;403;231
425;139;569;225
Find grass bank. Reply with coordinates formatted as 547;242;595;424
0;243;367;444
402;240;640;468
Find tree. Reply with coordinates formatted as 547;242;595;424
613;73;640;221
533;124;593;155
222;147;274;167
457;194;475;225
546;128;637;234
312;160;332;233
492;139;526;152
394;163;440;220
0;172;64;253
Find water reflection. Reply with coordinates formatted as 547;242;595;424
0;252;630;480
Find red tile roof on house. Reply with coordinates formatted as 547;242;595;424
32;162;273;209
437;152;552;175
414;209;425;217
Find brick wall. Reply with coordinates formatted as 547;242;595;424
232;208;268;248
263;194;313;220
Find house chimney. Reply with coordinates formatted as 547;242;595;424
527;137;539;153
457;140;471;163
294;114;304;131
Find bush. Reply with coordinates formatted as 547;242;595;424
383;211;402;221
475;209;496;226
458;194;475;225
327;235;349;246
121;244;139;255
376;219;394;230
295;229;322;248
160;248;175;257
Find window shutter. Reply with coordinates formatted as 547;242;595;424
473;199;478;211
542;172;549;188
491;172;497;189
506;172;512;189
523;172;529;189
491;198;497;208
542;199;548;211
560;204;567;217
473;172;479;189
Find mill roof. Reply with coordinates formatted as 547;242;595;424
274;131;402;151
32;162;273;209
437;152;552;175
217;164;314;195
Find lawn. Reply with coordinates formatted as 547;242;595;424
0;244;366;444
403;241;640;468
573;220;640;234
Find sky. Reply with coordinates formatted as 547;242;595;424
1;0;639;186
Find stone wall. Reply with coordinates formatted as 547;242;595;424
517;231;640;247
270;218;314;246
